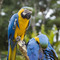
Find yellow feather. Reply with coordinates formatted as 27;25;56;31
8;45;16;60
14;9;29;40
34;37;40;43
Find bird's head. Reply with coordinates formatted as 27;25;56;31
37;34;48;49
34;34;48;49
18;6;33;19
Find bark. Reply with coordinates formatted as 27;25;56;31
18;41;29;60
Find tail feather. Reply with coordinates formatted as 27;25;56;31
7;45;16;60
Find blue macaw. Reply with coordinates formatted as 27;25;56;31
27;34;58;60
7;7;33;60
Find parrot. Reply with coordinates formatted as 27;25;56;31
27;34;58;60
7;7;33;60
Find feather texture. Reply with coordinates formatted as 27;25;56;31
7;8;31;60
27;34;58;60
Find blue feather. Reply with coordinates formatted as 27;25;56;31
7;13;19;60
27;34;58;60
27;38;39;60
8;13;19;50
8;13;19;39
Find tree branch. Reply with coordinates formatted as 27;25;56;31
18;41;29;60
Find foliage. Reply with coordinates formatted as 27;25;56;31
0;51;25;60
24;35;30;44
41;24;46;34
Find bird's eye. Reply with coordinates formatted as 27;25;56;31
21;12;31;19
21;12;26;18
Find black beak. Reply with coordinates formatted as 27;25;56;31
25;13;31;19
21;9;32;19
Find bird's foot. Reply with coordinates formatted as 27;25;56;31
16;36;21;42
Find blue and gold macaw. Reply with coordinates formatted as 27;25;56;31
7;7;33;60
27;34;58;60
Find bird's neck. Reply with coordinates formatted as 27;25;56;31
34;37;40;43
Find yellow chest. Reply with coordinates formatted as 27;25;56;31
15;17;29;36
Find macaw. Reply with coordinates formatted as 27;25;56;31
7;7;33;60
27;34;58;60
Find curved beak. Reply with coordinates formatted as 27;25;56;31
22;9;32;16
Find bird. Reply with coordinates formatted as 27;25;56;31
7;6;33;60
27;34;58;60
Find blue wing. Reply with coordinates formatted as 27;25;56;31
27;38;46;60
43;41;58;60
8;13;19;50
7;13;20;60
8;13;19;40
27;38;39;60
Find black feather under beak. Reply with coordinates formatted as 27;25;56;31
25;13;31;19
21;9;32;19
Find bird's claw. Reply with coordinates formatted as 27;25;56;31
16;36;21;42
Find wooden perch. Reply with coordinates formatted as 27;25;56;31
18;41;29;60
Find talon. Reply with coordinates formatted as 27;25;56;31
16;36;21;42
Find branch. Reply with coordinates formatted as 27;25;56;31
18;41;29;60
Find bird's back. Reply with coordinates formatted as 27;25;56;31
27;38;58;60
